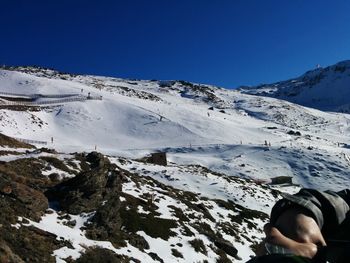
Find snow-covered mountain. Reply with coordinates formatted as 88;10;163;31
238;60;350;112
0;64;349;262
1;65;349;189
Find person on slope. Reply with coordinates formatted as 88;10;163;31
247;188;350;263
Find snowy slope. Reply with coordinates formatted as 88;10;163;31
1;65;350;261
1;66;349;190
238;60;350;112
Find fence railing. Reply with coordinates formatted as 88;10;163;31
0;91;32;98
34;93;80;99
0;94;102;106
14;137;47;145
0;91;80;99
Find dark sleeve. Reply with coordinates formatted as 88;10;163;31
270;188;350;235
336;189;350;206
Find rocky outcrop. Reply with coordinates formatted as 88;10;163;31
0;150;63;262
2;181;48;214
0;240;25;263
0;224;64;263
0;150;271;262
87;195;122;242
45;152;123;214
0;172;48;221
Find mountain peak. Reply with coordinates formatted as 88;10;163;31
239;60;350;112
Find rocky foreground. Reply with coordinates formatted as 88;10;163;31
0;133;282;262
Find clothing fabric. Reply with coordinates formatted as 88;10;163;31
270;188;350;263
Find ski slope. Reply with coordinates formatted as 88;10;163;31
1;67;349;191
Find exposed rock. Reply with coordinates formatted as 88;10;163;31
214;239;238;258
0;172;48;220
85;151;107;169
0;157;53;194
0;240;25;263
87;194;123;243
0;225;64;263
73;247;130;263
127;234;150;251
10;182;48;213
171;248;183;258
270;176;293;185
287;130;301;136
45;152;123;214
148;252;164;263
0;149;272;262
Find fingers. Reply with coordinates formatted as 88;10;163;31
263;223;319;259
291;242;318;259
264;224;287;245
264;223;282;239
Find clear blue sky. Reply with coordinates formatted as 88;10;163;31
1;0;350;88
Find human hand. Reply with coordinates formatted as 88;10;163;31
263;223;318;259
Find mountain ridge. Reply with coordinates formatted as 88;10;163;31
238;60;350;112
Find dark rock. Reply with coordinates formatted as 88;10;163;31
0;158;47;187
11;182;48;213
171;248;183;258
74;247;130;263
66;220;76;228
0;224;63;263
148;252;164;263
0;240;25;263
270;176;293;185
89;195;122;238
86;151;108;169
214;239;238;257
127;234;150;250
39;148;57;154
45;152;123;214
287;130;301;136
88;204;150;250
195;203;216;222
0;173;48;220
